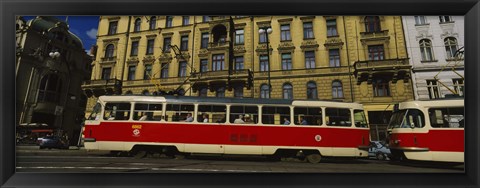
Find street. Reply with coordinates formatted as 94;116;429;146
16;146;464;173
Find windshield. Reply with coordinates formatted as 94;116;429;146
87;102;102;120
354;110;368;128
388;110;407;129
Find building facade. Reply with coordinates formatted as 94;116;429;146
83;16;414;141
16;16;92;145
403;16;464;100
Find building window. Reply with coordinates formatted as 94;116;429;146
165;16;173;27
212;54;225;71
234;56;244;70
368;45;384;61
260;84;270;99
130;41;139;56
235;29;244;44
201;33;209;48
143;64;152;80
364;16;381;33
332;80;344;99
306;81;318;99
199;87;208;97
182;16;189;25
280;24;291;41
260;55;269;72
200;59;208;72
101;67;111;80
203;16;210;22
283;83;293;99
329;49;340;67
303;22;314;39
305;51;316;69
180;35;189;51
444;37;458;59
259;31;267;43
427;80;441;99
108;21;118;35
149;16;156;30
452;79;464;96
127;66;136;81
134;18;141;32
327;19;338;37
161;63;169;78
414;16;427;25
216;87;225;97
37;74;61;103
373;78;390;97
105;44;115;58
420;39;434;61
163;37;171;52
178;61;187;77
234;86;243;98
439;16;453;23
146;39;154;55
281;53;292;70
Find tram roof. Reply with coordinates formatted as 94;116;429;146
398;99;464;109
98;95;363;108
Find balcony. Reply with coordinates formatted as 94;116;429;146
123;77;187;87
82;79;122;97
208;41;229;51
354;58;411;84
255;67;350;79
190;69;248;83
100;56;117;64
360;30;390;44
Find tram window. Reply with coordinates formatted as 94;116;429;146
262;106;291;125
88;102;102;120
353;110;368;127
165;104;195;122
133;103;163;121
294;107;322;126
198;104;227;123
401;109;425;128
325;108;351;126
429;107;464;128
230;105;258;124
103;103;131;121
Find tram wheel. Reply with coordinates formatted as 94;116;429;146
306;154;322;164
133;151;147;159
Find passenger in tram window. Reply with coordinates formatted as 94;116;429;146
139;113;148;121
299;116;308;125
202;114;209;123
234;115;245;124
217;115;226;123
283;117;291;125
184;113;194;122
244;114;254;124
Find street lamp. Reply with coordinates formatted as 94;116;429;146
258;27;272;98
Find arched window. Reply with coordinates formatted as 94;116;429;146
141;89;150;95
306;81;317;99
283;83;293;99
260;84;270;99
105;44;114;58
199;87;208;97
216;87;225;97
444;37;458;59
419;39;434;61
134;18;141;32
125;90;133;95
332;80;344;99
37;74;62;103
364;16;381;33
149;16;156;30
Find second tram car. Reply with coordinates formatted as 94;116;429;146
387;99;464;163
83;96;370;163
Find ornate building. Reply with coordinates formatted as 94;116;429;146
83;16;414;141
16;16;92;145
402;16;464;100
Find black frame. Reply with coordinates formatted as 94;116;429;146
2;0;479;187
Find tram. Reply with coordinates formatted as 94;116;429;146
387;99;464;163
83;96;370;163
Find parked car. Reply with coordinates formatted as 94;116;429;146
39;135;69;149
368;141;391;160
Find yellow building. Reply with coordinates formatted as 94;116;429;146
83;16;413;140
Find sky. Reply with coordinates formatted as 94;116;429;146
23;16;99;54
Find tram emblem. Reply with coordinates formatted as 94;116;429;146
133;129;141;137
315;135;322;142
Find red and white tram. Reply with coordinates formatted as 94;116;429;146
83;96;370;163
387;99;464;163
